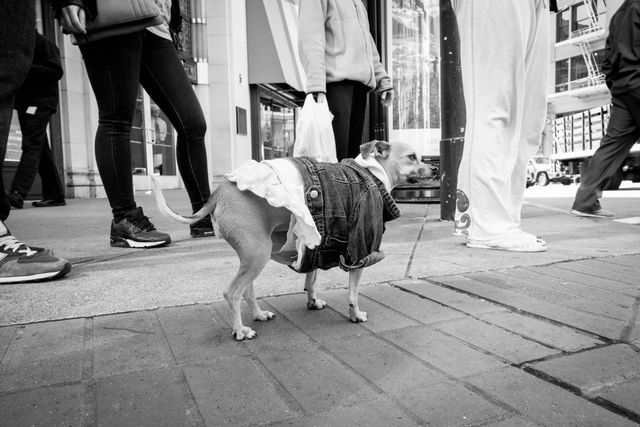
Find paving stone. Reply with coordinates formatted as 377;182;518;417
264;293;370;342
464;271;576;304
392;279;508;315
320;289;420;333
466;367;637;426
0;384;84;427
237;301;317;354
483;417;540;427
562;298;632;322
433;317;559;364
322;334;445;395
600;379;640;415
396;381;508;426
93;312;172;378
96;368;203;426
0;326;15;358
530;344;640;396
382;326;506;378
182;357;300;426
0;319;84;392
156;305;249;364
253;341;379;414
479;312;602;352
499;268;635;308
432;275;625;340
556;261;638;287
523;265;635;293
589;258;640;276
269;398;421;426
362;284;466;325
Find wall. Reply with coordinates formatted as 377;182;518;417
206;0;252;178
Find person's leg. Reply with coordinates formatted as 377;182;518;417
511;0;549;226
79;33;143;218
0;1;71;282
37;132;66;203
454;0;537;242
0;0;35;220
346;82;370;159
139;33;210;212
572;93;640;213
326;81;356;161
80;32;171;247
11;108;53;199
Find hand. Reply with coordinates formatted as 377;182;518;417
315;92;326;104
380;90;394;107
60;5;87;34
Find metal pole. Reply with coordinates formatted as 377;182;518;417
438;0;465;221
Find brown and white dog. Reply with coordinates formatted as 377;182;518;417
152;140;428;340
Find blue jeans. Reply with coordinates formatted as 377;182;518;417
0;0;35;220
79;31;210;218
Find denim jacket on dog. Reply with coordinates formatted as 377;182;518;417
290;157;401;273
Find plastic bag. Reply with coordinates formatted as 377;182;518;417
293;94;337;163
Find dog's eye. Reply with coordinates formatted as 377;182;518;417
408;154;417;161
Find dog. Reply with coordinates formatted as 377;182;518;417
152;140;428;340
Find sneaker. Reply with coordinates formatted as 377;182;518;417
110;207;171;248
0;233;71;284
6;190;23;209
570;208;614;218
190;215;215;238
32;199;66;207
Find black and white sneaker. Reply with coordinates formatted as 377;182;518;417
0;223;71;284
110;207;171;248
190;215;215;238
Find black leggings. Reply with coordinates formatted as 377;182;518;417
326;80;369;161
80;31;210;217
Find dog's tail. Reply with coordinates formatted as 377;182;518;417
150;175;216;225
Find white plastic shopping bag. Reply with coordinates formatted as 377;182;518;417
293;94;337;163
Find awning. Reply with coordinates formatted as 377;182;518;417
246;0;306;92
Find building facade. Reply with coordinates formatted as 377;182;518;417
4;0;442;200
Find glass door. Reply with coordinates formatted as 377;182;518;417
131;87;179;188
388;0;441;157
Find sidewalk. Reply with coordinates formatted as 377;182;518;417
0;190;639;426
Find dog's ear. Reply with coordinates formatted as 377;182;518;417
360;140;391;159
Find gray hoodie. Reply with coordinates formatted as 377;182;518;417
298;0;392;94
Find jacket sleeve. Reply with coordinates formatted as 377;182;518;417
29;33;64;82
298;0;329;94
368;32;392;93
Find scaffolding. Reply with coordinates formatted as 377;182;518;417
570;0;606;89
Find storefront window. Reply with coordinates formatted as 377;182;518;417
131;87;177;176
260;96;296;160
390;0;440;155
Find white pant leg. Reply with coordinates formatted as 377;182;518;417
510;3;550;226
454;0;547;241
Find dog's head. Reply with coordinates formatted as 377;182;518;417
360;140;431;188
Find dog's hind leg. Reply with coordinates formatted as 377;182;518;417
348;269;367;322
243;281;275;322
224;245;271;340
304;270;326;310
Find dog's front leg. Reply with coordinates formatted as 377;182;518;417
348;268;367;322
304;270;326;310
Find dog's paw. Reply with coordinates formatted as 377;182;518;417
232;326;257;341
307;298;327;310
348;305;368;323
253;310;275;322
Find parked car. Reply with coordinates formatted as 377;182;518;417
526;156;572;187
